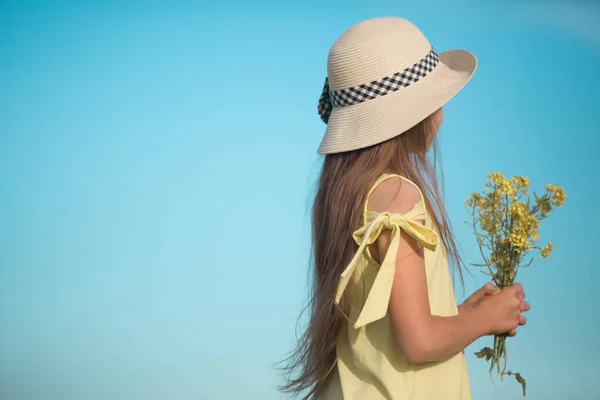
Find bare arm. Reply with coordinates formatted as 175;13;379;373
370;179;522;364
385;229;488;363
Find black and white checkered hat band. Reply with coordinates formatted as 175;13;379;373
318;47;440;123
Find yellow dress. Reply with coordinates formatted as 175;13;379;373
319;174;471;400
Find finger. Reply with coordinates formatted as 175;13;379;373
488;284;501;295
510;283;524;295
482;282;500;296
519;315;527;326
467;283;497;304
520;301;531;312
507;329;517;337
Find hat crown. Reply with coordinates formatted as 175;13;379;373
327;17;432;91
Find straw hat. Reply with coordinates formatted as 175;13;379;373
317;17;477;155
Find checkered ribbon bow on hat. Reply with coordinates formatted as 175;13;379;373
318;47;440;123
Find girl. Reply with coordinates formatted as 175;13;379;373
281;17;530;400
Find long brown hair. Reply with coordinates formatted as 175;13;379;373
279;111;464;399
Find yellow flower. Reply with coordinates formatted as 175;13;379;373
466;192;484;207
468;174;564;271
511;175;530;195
501;180;516;196
537;197;552;215
509;202;528;218
489;172;505;184
541;242;554;258
511;175;530;189
546;184;567;207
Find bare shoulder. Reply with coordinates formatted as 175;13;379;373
367;177;423;215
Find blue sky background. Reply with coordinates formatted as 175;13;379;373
1;1;599;399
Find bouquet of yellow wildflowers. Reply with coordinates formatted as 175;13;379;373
465;172;566;397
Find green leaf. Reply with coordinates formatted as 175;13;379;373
516;373;527;397
474;347;493;361
505;371;527;397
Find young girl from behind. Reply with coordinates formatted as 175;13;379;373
281;17;530;400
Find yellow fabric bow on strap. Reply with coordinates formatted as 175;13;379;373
334;206;439;329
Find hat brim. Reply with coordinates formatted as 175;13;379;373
316;49;477;155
